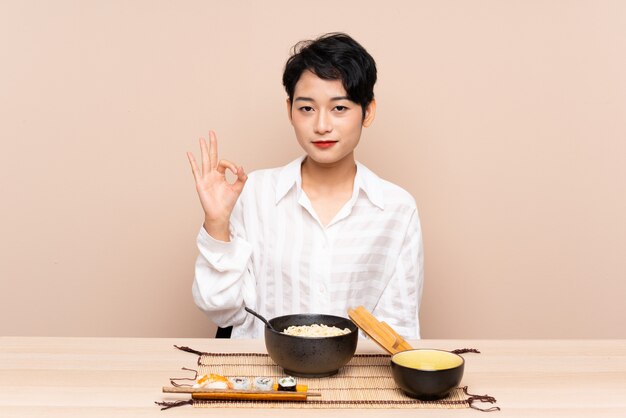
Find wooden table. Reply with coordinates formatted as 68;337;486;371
1;337;625;417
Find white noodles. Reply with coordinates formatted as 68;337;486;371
281;323;351;337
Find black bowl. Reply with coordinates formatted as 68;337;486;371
391;349;465;400
264;313;358;378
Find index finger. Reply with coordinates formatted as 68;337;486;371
209;130;218;170
186;152;200;182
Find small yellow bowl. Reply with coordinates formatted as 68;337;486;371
391;349;465;400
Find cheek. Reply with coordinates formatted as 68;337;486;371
338;117;363;136
291;116;309;133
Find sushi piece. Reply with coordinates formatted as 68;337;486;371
254;376;273;391
277;376;297;392
228;377;250;390
193;373;233;389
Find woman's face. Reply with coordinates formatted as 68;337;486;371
288;70;375;169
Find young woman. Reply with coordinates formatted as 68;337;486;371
187;33;423;338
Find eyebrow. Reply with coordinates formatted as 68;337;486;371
294;96;350;102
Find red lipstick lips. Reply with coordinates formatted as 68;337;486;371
312;140;338;149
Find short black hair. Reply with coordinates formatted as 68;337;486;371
283;33;377;118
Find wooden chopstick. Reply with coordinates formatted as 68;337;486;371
191;392;311;401
163;386;321;402
348;306;413;355
348;307;396;354
380;321;413;352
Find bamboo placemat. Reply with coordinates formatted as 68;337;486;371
184;352;489;410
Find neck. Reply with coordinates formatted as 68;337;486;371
301;154;357;192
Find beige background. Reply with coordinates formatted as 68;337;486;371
1;0;624;338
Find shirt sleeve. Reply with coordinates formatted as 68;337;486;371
191;191;257;329
371;208;424;339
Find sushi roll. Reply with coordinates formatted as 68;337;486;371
228;377;250;390
193;373;232;389
277;376;297;392
254;377;273;391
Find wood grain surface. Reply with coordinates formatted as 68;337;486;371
1;337;625;417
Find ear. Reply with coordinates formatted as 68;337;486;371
286;98;293;123
362;98;377;127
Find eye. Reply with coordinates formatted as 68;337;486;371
299;106;314;112
334;105;348;112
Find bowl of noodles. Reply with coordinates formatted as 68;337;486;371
264;313;358;377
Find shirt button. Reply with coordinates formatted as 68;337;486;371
319;284;326;294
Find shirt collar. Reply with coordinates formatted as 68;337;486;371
275;156;385;210
355;161;385;210
275;156;306;204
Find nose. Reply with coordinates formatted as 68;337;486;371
314;110;333;135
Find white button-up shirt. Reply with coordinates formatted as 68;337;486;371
192;157;424;338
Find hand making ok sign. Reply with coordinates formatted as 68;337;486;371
187;131;247;241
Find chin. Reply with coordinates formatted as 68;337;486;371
306;152;351;167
